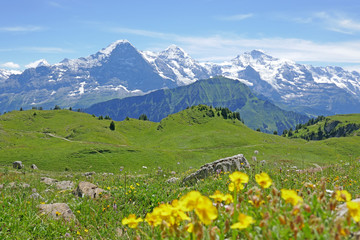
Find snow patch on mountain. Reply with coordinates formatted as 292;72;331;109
25;59;50;69
0;69;22;82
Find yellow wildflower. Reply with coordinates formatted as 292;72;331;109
194;195;218;225
179;191;202;211
231;213;255;230
229;171;249;192
84;229;89;233
209;190;225;203
255;172;272;188
346;201;360;222
107;187;111;190
281;189;303;206
55;211;61;216
122;214;143;228
186;222;194;233
336;190;352;202
223;194;233;204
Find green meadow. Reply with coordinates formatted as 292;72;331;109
0;105;359;173
1;105;360;239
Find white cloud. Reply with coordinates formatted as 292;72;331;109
217;14;253;21
0;62;20;69
109;26;360;64
0;26;45;32
302;12;360;34
26;47;72;53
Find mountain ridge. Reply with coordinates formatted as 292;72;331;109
85;76;309;134
1;40;360;115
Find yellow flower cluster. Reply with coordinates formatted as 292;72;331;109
281;189;303;206
121;170;360;239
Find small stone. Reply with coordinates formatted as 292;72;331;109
30;164;38;170
41;177;58;185
74;181;105;198
30;192;43;200
55;181;74;190
38;203;76;221
336;198;360;220
21;183;30;188
12;161;23;169
8;182;17;188
166;177;180;184
83;172;96;177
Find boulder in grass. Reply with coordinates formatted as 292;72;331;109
55;181;74;191
38;203;76;221
182;154;250;184
12;161;23;169
74;181;105;198
41;177;58;185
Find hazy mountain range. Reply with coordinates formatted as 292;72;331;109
1;40;360;116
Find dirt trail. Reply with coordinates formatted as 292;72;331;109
45;133;128;148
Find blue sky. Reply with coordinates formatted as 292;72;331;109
1;0;360;71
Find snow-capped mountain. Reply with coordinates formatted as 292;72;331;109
1;40;360;115
142;45;209;85
0;69;22;82
208;50;360;114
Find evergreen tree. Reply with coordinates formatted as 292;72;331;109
20;107;23;111
273;130;278;135
256;128;261;132
69;107;72;111
54;105;61;110
125;116;130;121
139;114;148;121
109;121;115;131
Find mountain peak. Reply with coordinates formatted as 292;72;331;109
99;40;134;56
161;44;188;59
244;49;268;59
25;59;50;69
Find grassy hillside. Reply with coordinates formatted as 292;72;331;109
284;114;360;140
0;107;359;173
85;76;309;134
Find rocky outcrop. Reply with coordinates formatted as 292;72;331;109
38;203;76;221
182;154;250;184
74;181;105;198
55;181;74;190
12;161;23;169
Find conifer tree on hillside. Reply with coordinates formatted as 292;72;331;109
110;121;115;131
